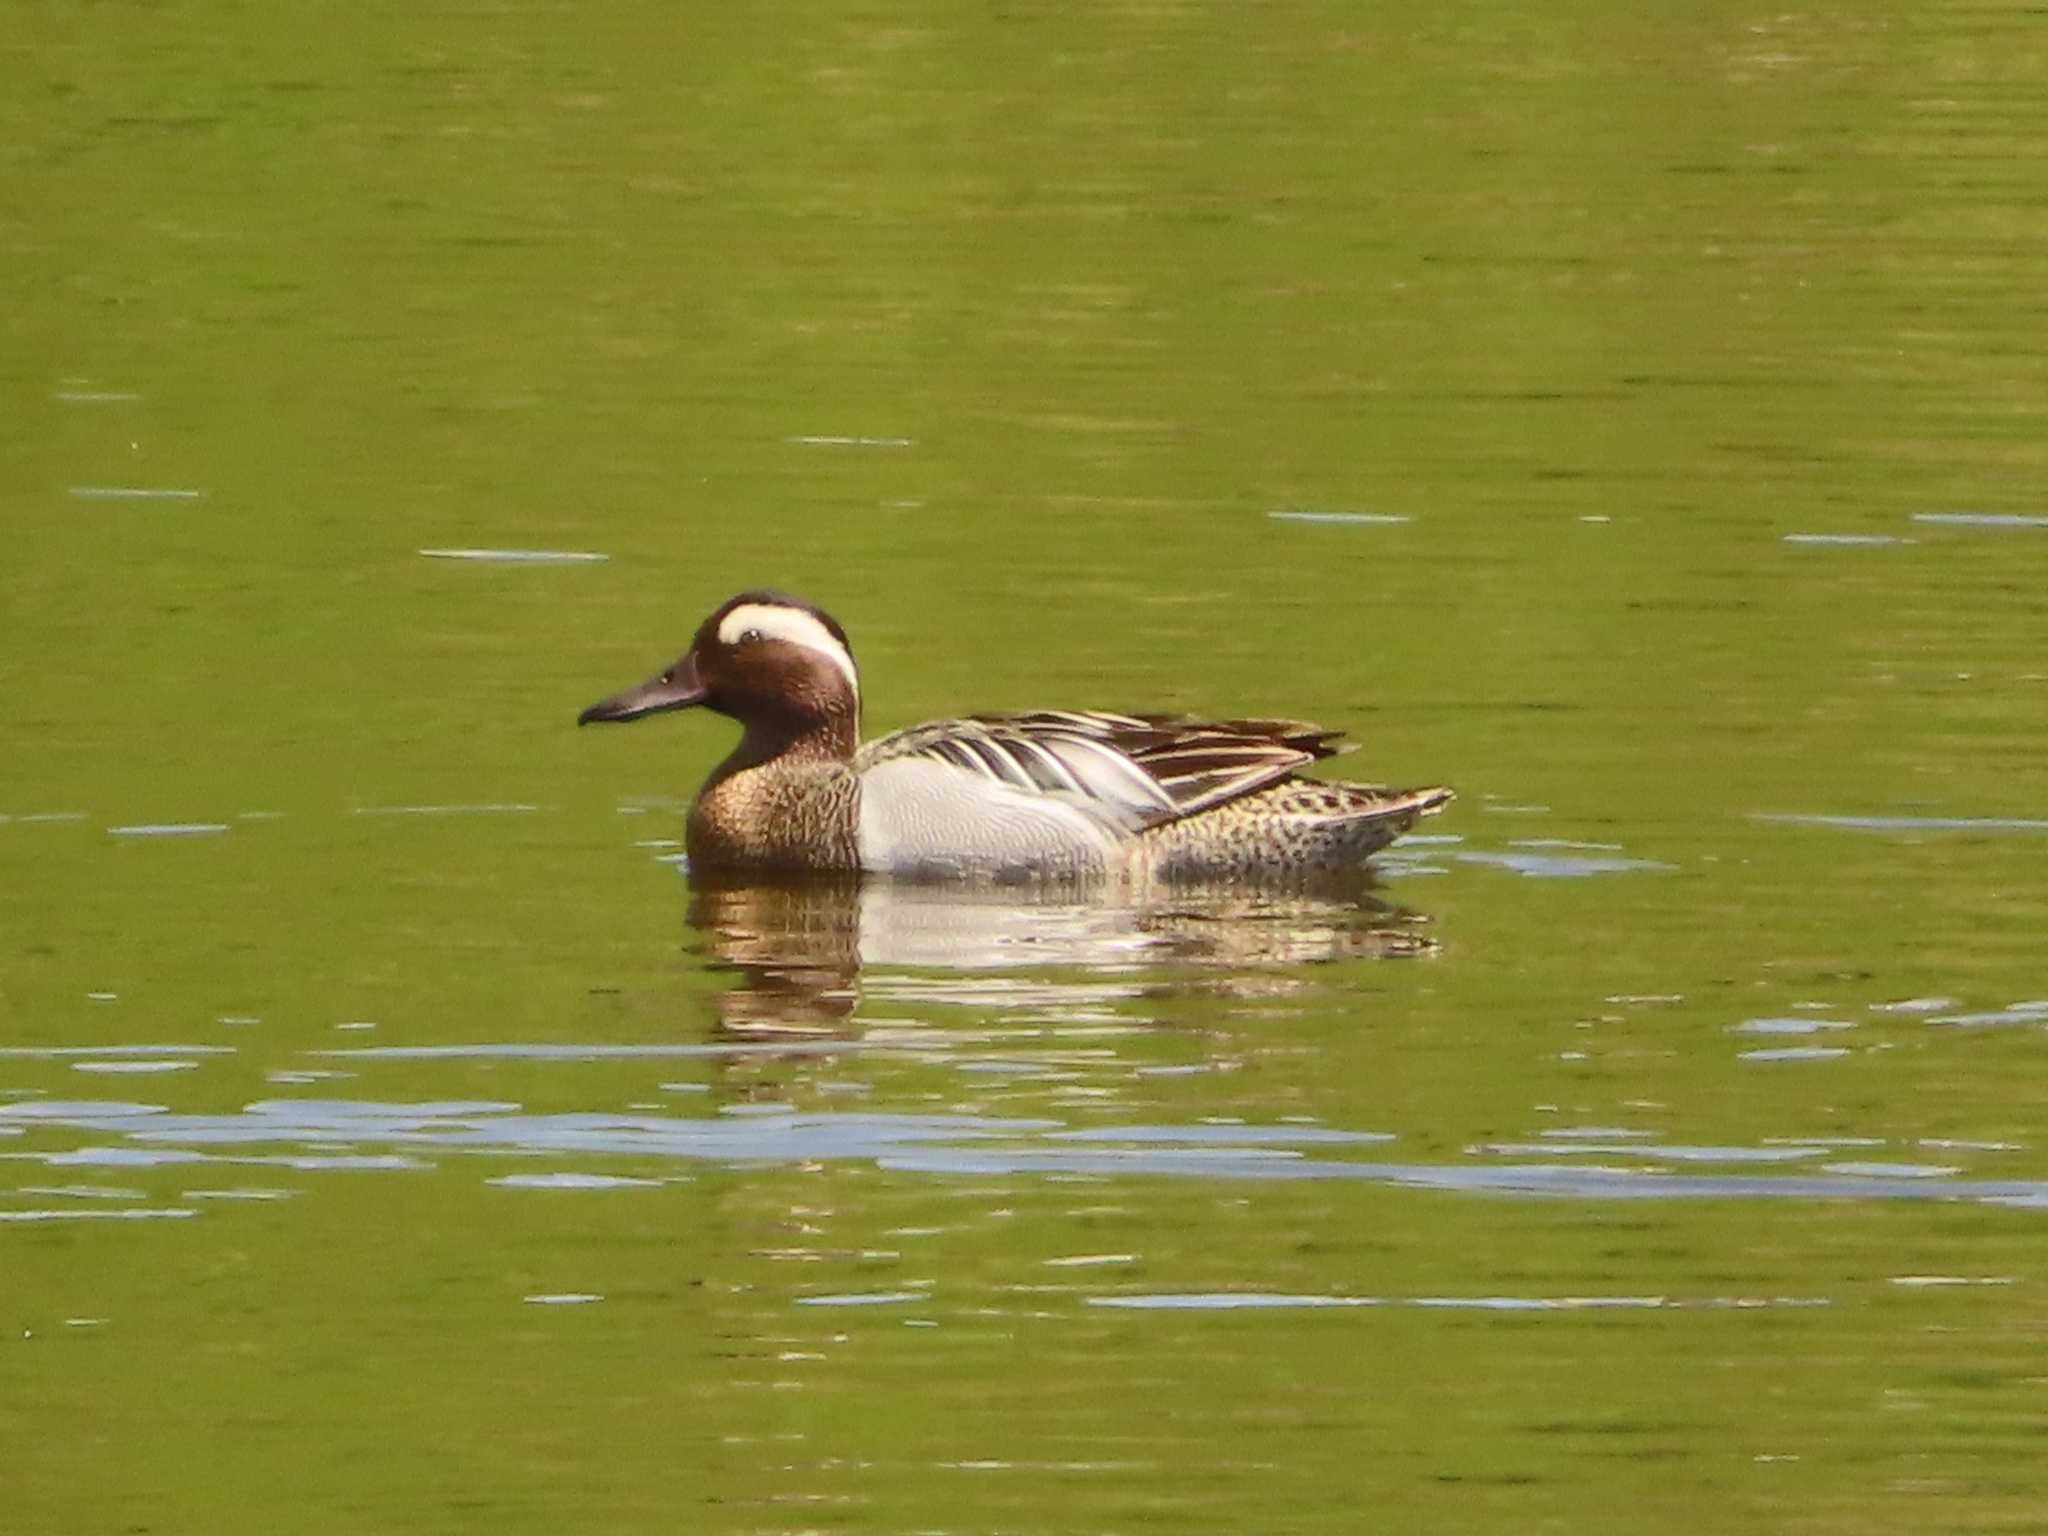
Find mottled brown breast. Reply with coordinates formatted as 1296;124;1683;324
686;758;861;873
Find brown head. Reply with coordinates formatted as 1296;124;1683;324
577;590;861;761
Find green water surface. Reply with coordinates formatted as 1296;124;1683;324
6;3;2048;1532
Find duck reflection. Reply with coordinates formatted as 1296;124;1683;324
685;873;1435;1035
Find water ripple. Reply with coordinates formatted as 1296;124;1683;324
418;548;608;563
1454;850;1677;878
1912;512;2048;529
1755;813;2048;834
5;1099;2044;1208
0;1207;197;1222
1088;1293;1826;1312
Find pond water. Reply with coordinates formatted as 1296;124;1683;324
6;3;2048;1531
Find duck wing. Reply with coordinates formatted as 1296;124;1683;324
855;711;1349;833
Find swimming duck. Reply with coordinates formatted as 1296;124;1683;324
578;590;1451;880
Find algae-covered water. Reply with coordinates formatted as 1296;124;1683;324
6;3;2048;1531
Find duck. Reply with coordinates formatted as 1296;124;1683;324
577;590;1452;881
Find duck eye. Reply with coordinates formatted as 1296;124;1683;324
739;628;764;646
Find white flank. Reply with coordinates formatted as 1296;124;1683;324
856;757;1122;876
717;603;860;698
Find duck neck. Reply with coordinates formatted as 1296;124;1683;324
720;702;860;777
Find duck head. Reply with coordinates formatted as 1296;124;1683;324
577;591;861;758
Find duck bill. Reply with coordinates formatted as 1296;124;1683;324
577;654;708;725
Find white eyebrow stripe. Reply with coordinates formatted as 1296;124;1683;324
717;603;859;697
